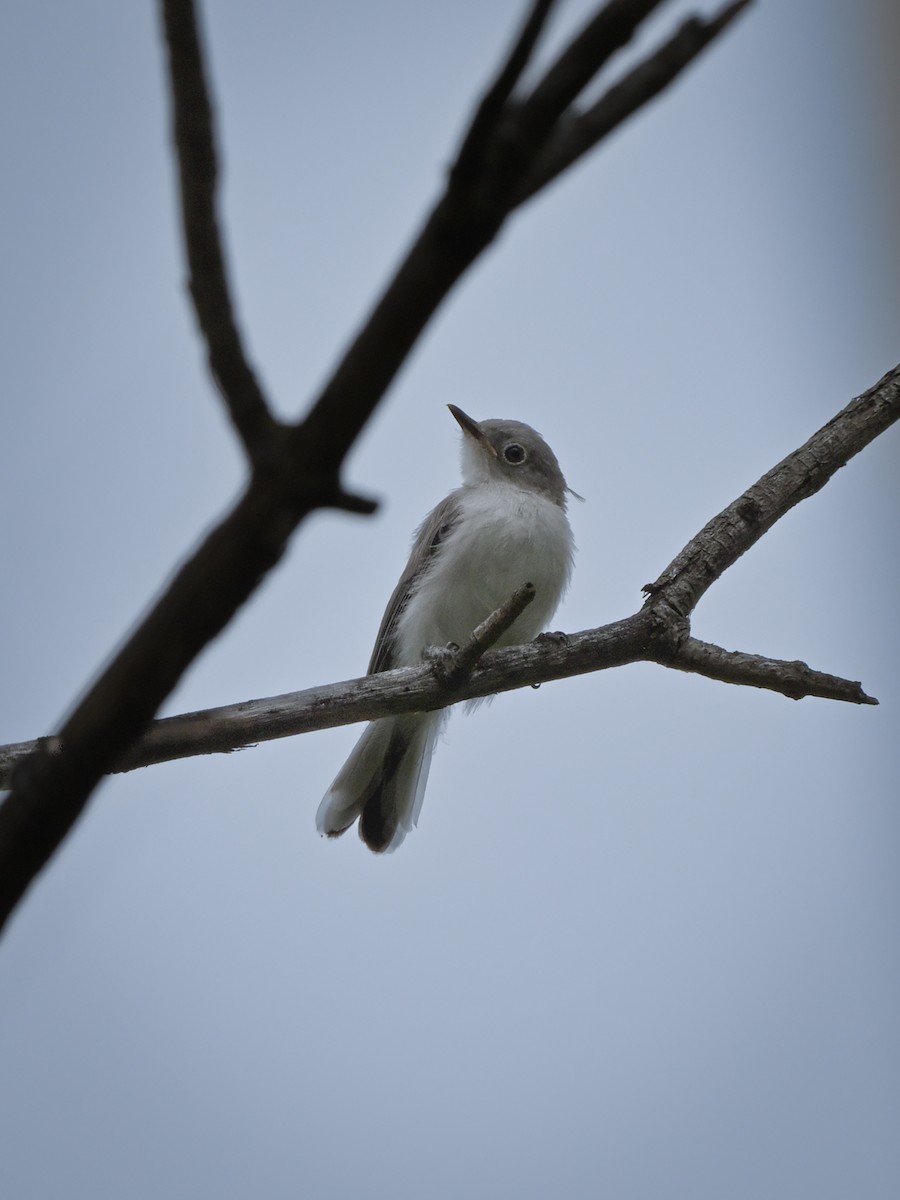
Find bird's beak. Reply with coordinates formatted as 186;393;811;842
447;404;498;457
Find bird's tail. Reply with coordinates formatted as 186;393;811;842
316;712;443;852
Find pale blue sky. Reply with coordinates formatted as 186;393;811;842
1;3;898;1198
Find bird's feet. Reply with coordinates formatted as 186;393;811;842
425;642;461;685
535;630;569;647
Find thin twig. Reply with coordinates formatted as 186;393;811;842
642;362;900;618
431;583;537;686
453;0;558;184
161;0;278;459
515;1;753;205
657;638;879;705
519;0;667;139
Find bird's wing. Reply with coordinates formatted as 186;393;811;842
367;491;463;674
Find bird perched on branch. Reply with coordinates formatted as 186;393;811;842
317;404;575;852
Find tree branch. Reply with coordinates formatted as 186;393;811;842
161;0;279;460
655;638;878;705
1;366;892;790
0;613;656;783
453;0;558;181
642;362;900;618
518;0;668;137
430;582;537;686
0;0;786;934
0;617;877;790
514;1;753;205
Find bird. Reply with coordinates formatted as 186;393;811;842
316;404;575;852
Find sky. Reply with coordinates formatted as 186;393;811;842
1;2;898;1198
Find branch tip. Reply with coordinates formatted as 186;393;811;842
431;583;537;687
329;490;379;516
661;637;880;706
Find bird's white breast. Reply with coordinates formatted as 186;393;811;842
395;482;574;665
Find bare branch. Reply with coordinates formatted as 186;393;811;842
656;638;879;705
430;582;537;686
515;1;753;205
161;0;278;459
453;0;558;183
519;0;667;138
642;362;900;618
297;1;748;469
1;360;893;791
0;612;656;784
0;614;876;789
0;0;778;933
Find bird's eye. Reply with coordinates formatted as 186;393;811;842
503;443;526;464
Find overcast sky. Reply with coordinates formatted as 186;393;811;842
1;2;898;1198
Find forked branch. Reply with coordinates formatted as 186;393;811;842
0;365;893;789
162;0;278;460
0;0;816;940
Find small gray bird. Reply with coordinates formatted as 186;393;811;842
316;405;575;852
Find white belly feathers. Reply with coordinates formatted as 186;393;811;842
394;482;574;666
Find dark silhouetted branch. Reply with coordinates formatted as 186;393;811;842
0;0;792;935
454;0;558;177
515;1;753;204
161;0;278;460
296;0;750;468
519;0;667;137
